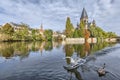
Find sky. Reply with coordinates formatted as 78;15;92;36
0;0;120;35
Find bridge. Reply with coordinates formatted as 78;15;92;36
114;37;120;42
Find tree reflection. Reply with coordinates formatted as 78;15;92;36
64;45;74;64
0;41;54;60
64;42;116;60
0;41;116;61
1;46;14;59
44;41;53;51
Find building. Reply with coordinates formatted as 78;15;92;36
77;8;96;30
80;8;90;39
80;8;89;30
78;8;96;38
52;31;66;40
39;24;44;36
9;22;23;31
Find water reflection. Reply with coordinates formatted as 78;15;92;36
0;42;53;60
0;41;118;80
64;42;116;64
0;41;116;60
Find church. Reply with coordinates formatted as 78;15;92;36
65;8;97;43
77;8;96;39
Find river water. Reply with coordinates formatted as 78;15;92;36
0;42;120;80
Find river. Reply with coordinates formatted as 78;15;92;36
0;41;120;80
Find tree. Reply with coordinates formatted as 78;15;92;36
85;29;90;39
73;20;87;38
1;23;14;35
89;25;96;37
1;23;14;40
12;23;30;40
31;29;37;40
89;25;107;38
107;32;117;38
73;29;79;38
65;17;74;38
79;20;85;37
44;29;53;41
20;22;30;29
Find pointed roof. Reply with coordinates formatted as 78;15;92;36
80;8;88;20
40;24;43;29
40;24;44;32
92;20;96;24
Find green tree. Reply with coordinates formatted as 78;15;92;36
89;25;97;37
1;23;14;40
1;23;14;35
107;32;117;38
79;20;85;37
44;29;53;41
89;25;107;38
18;23;30;40
31;29;37;40
73;29;79;38
20;22;30;29
73;20;85;38
65;17;74;38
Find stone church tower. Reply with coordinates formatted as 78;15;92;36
39;24;44;36
80;8;90;40
80;8;88;30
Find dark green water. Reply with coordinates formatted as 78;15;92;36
0;41;120;80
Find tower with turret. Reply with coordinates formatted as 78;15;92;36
80;8;90;40
80;8;88;30
39;24;44;36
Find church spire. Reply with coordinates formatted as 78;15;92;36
80;8;88;30
80;8;88;21
40;24;43;30
40;23;44;33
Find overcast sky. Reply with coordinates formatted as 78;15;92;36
0;0;120;35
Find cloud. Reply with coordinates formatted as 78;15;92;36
87;0;120;35
0;0;120;35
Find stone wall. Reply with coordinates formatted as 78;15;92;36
65;38;97;44
65;38;85;44
87;38;97;43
